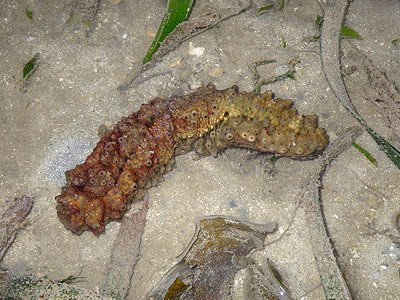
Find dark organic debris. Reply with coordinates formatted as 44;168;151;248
58;273;85;285
239;258;293;300
303;126;363;300
1;273;107;300
101;196;149;299
320;0;400;169
0;195;34;262
251;58;300;96
119;0;252;90
64;0;100;37
362;53;400;138
148;216;277;299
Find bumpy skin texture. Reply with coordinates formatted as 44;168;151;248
56;84;328;235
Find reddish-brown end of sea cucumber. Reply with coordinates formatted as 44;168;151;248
56;98;175;235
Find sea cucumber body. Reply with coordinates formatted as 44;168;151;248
56;84;328;235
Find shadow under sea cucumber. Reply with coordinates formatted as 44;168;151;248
55;83;328;235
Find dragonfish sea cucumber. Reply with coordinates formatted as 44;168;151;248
56;84;328;235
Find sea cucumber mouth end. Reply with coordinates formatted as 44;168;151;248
55;191;89;235
56;205;87;236
56;200;106;236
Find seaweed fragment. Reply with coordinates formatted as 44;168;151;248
257;4;274;16
352;142;377;167
23;53;39;80
26;8;33;20
21;53;40;92
257;0;285;12
148;216;277;299
58;273;85;284
391;39;399;47
277;0;286;10
340;25;362;40
315;15;323;30
119;1;252;90
143;0;194;64
281;37;287;48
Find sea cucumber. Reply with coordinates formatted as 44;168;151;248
56;84;328;235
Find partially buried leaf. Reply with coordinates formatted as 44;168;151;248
391;39;399;46
142;0;194;64
340;25;362;40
